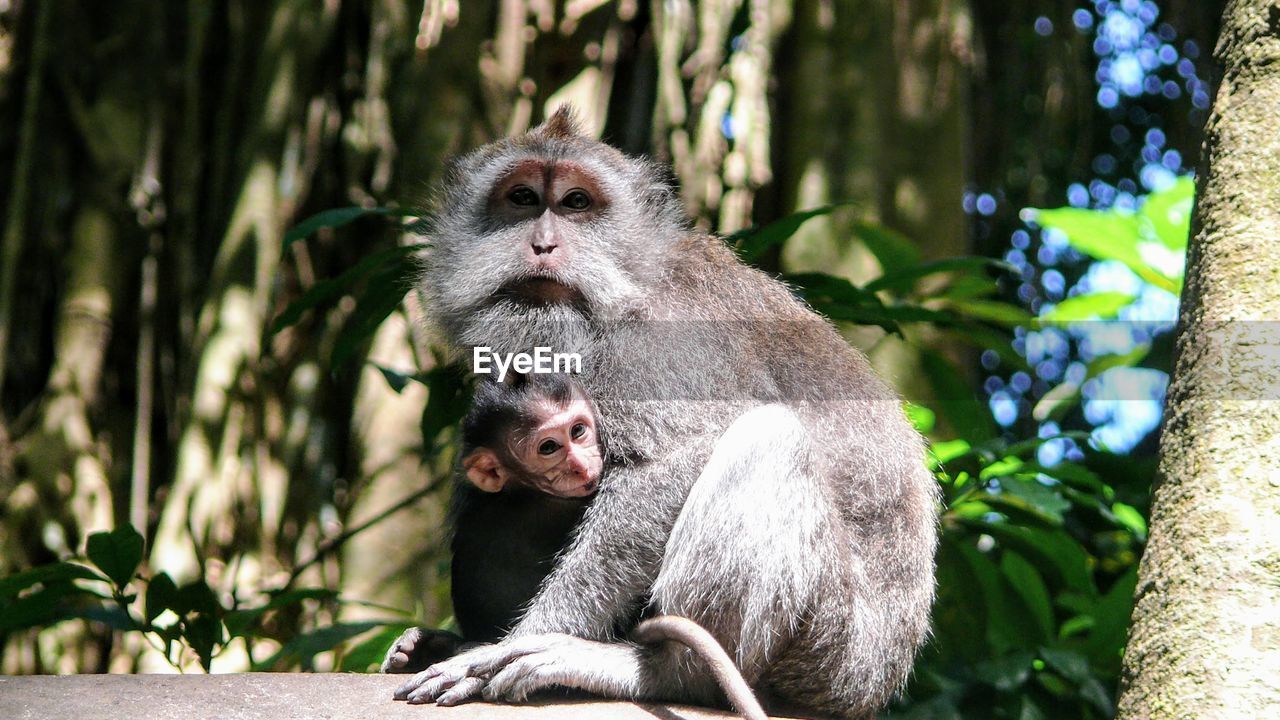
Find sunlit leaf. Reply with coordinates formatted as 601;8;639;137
1111;502;1147;538
905;403;936;433
1025;207;1179;292
1038;292;1136;323
1139;175;1195;249
930;439;972;465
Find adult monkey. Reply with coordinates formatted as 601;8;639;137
389;108;938;719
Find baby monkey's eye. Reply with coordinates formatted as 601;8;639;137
571;422;587;439
538;439;561;456
561;189;592;211
508;186;539;206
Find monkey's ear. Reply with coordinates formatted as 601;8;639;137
463;449;508;493
536;105;581;140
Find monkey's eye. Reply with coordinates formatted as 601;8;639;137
571;422;587;439
561;189;592;211
538;439;561;456
507;186;540;207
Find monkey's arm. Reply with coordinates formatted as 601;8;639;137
392;447;708;703
510;448;703;638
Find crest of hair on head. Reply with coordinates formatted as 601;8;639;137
536;105;582;140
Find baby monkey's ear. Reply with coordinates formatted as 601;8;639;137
462;448;508;493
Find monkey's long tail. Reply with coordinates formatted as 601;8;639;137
631;615;769;720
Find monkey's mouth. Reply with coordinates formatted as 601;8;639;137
495;277;583;306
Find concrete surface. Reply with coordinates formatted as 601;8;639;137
0;673;769;720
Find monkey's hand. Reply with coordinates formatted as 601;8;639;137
380;627;466;674
393;634;629;705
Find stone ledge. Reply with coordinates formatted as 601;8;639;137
0;673;757;720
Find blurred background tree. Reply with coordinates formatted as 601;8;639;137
0;1;1235;717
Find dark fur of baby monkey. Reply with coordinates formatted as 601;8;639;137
383;108;938;720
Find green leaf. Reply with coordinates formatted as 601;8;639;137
0;583;85;633
922;350;999;443
370;363;420;394
0;562;105;599
783;272;946;334
730;203;854;263
1081;566;1138;674
421;364;473;450
864;257;1015;295
251;621;387;671
85;527;144;589
182;613;224;671
852;221;921;273
1001;552;1054;643
946;299;1034;327
905;403;936;434
930;439;971;465
223;588;340;638
338;625;406;672
283;206;418;245
145;572;178;624
1026;207;1179;293
1111;502;1147;538
973;650;1036;691
962;521;1097;597
1032;380;1081;422
1039;292;1136;323
268;243;425;337
994;476;1072;525
172;580;221;616
329;256;420;369
1139;175;1194;249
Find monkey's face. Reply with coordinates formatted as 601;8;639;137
512;399;603;498
424;116;686;349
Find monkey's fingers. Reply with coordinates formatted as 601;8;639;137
436;677;488;706
483;654;567;702
393;667;444;701
403;669;460;704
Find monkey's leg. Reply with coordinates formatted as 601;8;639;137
649;403;828;695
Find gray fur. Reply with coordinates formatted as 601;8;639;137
394;111;938;719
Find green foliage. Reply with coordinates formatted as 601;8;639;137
1025;176;1192;298
0;526;405;672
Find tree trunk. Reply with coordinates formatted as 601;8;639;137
1117;2;1280;717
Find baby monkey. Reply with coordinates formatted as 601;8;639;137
461;372;603;499
452;373;768;720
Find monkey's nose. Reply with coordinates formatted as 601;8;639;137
532;239;557;255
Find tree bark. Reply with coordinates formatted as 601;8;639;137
1117;2;1280;717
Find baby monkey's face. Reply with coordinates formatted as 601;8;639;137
462;380;604;500
509;397;602;498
